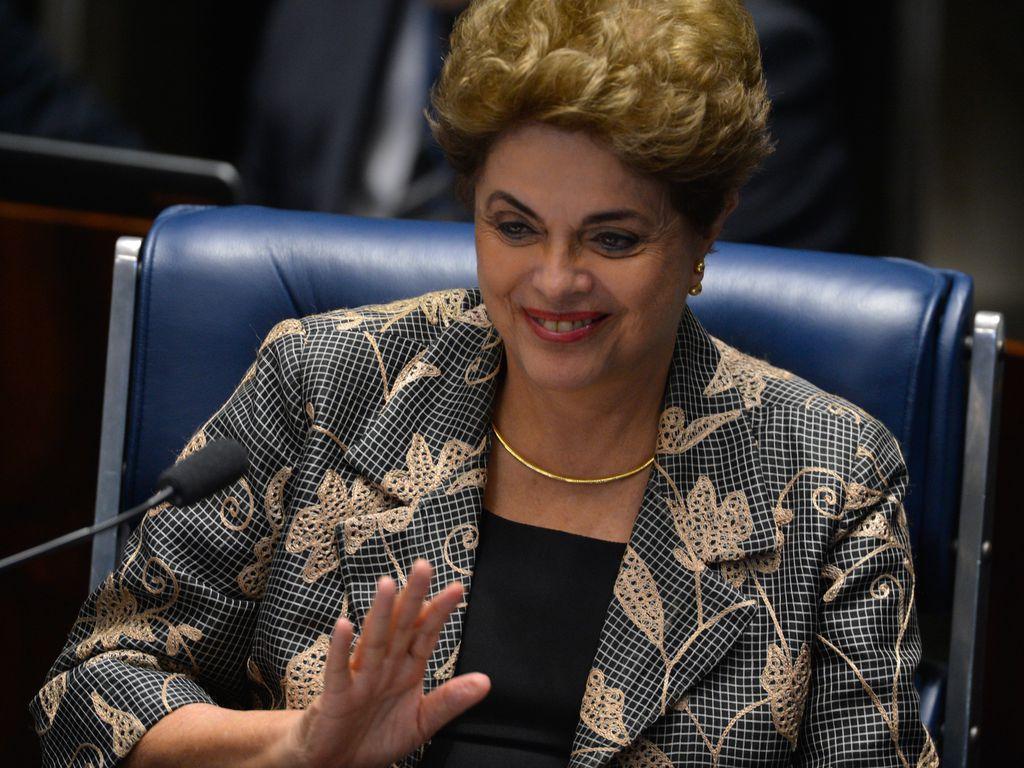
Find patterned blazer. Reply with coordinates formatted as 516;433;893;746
33;288;939;767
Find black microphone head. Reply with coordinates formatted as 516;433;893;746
156;439;249;506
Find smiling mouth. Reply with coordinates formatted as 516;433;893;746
531;316;599;332
523;308;610;336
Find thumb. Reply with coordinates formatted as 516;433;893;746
418;673;491;738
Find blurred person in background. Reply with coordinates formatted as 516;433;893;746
241;0;851;249
0;0;141;147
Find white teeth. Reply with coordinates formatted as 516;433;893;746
537;317;594;332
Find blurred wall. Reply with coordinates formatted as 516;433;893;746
916;0;1024;336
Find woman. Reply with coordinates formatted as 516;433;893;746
34;1;937;766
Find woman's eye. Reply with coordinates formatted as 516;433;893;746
593;231;640;253
497;221;535;239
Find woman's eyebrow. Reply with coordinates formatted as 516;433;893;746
486;191;651;227
581;209;650;226
486;191;540;220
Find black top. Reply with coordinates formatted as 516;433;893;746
419;508;627;767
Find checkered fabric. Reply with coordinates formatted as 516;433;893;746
32;288;937;766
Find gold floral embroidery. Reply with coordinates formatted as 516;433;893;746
447;468;487;496
615;532;756;712
381;433;487;505
286;471;387;582
457;304;492;328
82;650;161;671
177;429;207;461
668;475;752;571
333;309;365;332
843;481;886;516
851;510;892;540
821;564;846;602
76;575;158;658
655;406;743;455
616;737;674;768
434;642;461;681
341;488;412;556
918;728;940;767
146;500;171;518
75;559;202;670
802;392;869;424
442;522;480;576
676;693;772;767
90;692;146;758
238;466;293;597
464;353;502;387
68;742;105;767
705;337;793;409
615;546;665;650
377;289;468;332
219;477;255;532
815;493;917;768
720;546;782;589
306;402;347;453
580;668;630;746
35;671;67;734
333;289;469;334
165;623;204;658
159;673;191;712
817;631;912;766
283;634;330;709
776;466;866;524
259;318;306;353
387;350;441;403
760;642;812;748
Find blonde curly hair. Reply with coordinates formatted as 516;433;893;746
428;0;773;232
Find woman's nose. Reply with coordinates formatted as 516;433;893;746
532;238;592;298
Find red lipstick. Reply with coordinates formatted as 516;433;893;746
521;307;609;343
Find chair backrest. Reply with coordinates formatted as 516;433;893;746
112;205;973;619
94;201;991;765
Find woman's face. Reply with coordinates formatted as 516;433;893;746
474;123;711;396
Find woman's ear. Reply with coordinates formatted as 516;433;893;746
705;191;740;248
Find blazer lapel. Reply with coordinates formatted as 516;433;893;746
568;305;781;767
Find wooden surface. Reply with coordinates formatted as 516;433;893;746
0;203;145;763
980;337;1024;763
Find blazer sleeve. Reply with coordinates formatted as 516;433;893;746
30;320;309;768
793;417;940;767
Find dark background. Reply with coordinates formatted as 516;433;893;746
2;0;1021;763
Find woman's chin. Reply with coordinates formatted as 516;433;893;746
516;359;606;394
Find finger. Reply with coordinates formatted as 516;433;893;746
409;581;464;662
350;575;396;672
418;673;491;739
322;615;354;697
388;559;433;661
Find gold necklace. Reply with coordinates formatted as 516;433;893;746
491;424;655;485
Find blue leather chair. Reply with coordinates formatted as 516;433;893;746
90;205;1003;767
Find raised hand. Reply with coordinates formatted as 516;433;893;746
280;558;490;768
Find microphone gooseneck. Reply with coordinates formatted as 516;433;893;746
0;439;249;574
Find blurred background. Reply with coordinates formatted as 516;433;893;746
1;0;1021;762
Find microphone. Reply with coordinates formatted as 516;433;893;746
0;439;249;574
156;438;249;506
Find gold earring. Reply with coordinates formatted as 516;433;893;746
688;257;705;296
